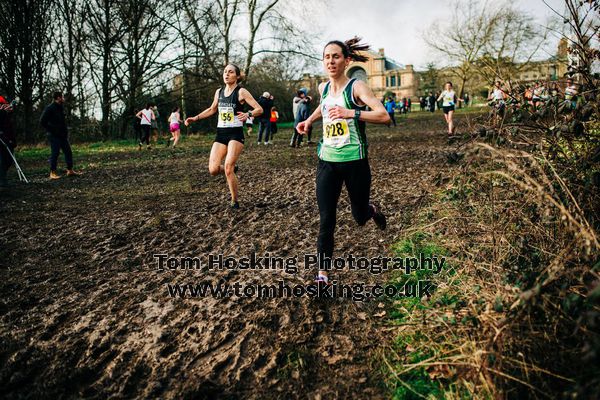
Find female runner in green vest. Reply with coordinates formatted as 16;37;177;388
185;64;263;209
297;38;390;284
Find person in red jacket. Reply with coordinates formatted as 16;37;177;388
268;106;279;144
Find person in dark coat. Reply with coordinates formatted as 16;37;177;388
0;96;17;187
427;92;436;113
256;92;274;144
40;91;81;179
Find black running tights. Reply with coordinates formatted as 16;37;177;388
316;158;373;269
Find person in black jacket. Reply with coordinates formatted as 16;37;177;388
256;92;273;144
40;91;81;179
427;92;436;113
0;96;17;187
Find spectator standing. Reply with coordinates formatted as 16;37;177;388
268;106;279;144
384;97;396;126
40;91;82;179
291;90;311;147
562;78;579;110
0;96;17;187
257;92;273;144
136;103;155;150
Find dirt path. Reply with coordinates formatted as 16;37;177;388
0;114;457;399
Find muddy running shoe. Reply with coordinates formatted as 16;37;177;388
369;203;386;230
66;169;82;177
49;170;61;180
447;135;460;145
138;142;142;150
231;201;240;209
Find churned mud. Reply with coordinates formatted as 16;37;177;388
0;113;465;399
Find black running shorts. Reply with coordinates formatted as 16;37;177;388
442;105;455;114
215;128;245;145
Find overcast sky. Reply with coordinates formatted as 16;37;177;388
313;0;566;70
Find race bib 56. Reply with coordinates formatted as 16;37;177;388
218;107;235;127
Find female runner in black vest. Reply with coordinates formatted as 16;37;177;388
185;64;263;209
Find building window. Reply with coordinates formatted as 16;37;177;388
398;75;401;87
390;76;396;87
386;76;389;87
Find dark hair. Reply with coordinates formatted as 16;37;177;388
324;37;370;62
146;103;151;109
53;91;63;100
172;106;180;113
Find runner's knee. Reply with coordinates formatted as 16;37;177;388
208;164;220;176
224;162;235;176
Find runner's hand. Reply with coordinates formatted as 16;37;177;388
327;106;351;120
237;112;248;122
184;117;194;126
297;120;311;135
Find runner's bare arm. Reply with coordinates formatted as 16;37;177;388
135;110;143;119
237;88;263;122
328;80;390;124
185;89;219;126
297;82;326;134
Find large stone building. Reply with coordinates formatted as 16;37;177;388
299;40;570;101
299;48;420;100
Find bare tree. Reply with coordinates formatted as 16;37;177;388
476;6;552;83
215;0;241;65
51;0;88;124
424;0;498;98
85;0;126;138
114;0;174;132
243;0;280;77
243;0;321;79
424;0;551;95
0;0;54;141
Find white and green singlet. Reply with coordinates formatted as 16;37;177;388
318;78;368;162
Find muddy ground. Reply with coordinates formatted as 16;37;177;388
0;113;465;399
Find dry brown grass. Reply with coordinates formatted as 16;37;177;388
384;81;599;399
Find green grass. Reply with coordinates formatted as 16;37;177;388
384;232;471;399
15;135;218;160
275;121;295;129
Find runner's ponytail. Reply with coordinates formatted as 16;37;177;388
324;37;370;62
